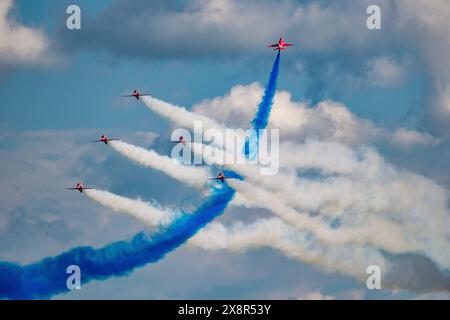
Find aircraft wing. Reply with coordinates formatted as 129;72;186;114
284;43;294;46
65;188;78;190
268;44;278;47
91;140;102;142
122;95;134;97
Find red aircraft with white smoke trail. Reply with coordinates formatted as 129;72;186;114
122;90;151;100
91;135;119;145
171;135;195;146
66;182;93;193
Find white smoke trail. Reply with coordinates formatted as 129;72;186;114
245;145;450;271
85;189;178;227
84;186;389;281
190;141;450;270
190;141;260;177
87;85;450;296
84;186;390;281
140;94;450;271
279;140;375;175
190;218;389;281
140;95;248;152
109;140;210;190
227;179;323;230
141;95;226;134
225;179;420;254
81;185;441;290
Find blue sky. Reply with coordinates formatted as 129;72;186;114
1;0;449;299
2;0;430;132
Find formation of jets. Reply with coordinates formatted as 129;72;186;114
68;171;229;193
68;37;292;192
67;132;229;191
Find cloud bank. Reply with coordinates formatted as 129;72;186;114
60;0;450;133
0;0;50;68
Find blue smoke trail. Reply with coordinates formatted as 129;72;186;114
251;51;281;131
222;169;244;181
0;185;235;299
245;51;281;157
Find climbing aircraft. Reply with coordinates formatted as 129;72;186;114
267;37;294;51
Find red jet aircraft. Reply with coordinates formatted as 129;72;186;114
171;136;192;145
122;90;150;100
171;135;186;145
91;135;118;145
208;172;231;183
66;182;93;193
268;37;293;51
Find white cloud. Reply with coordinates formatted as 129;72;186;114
391;128;440;148
367;57;405;87
0;0;50;67
414;292;450;300
194;82;442;149
299;290;335;300
395;0;450;125
193;83;380;147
